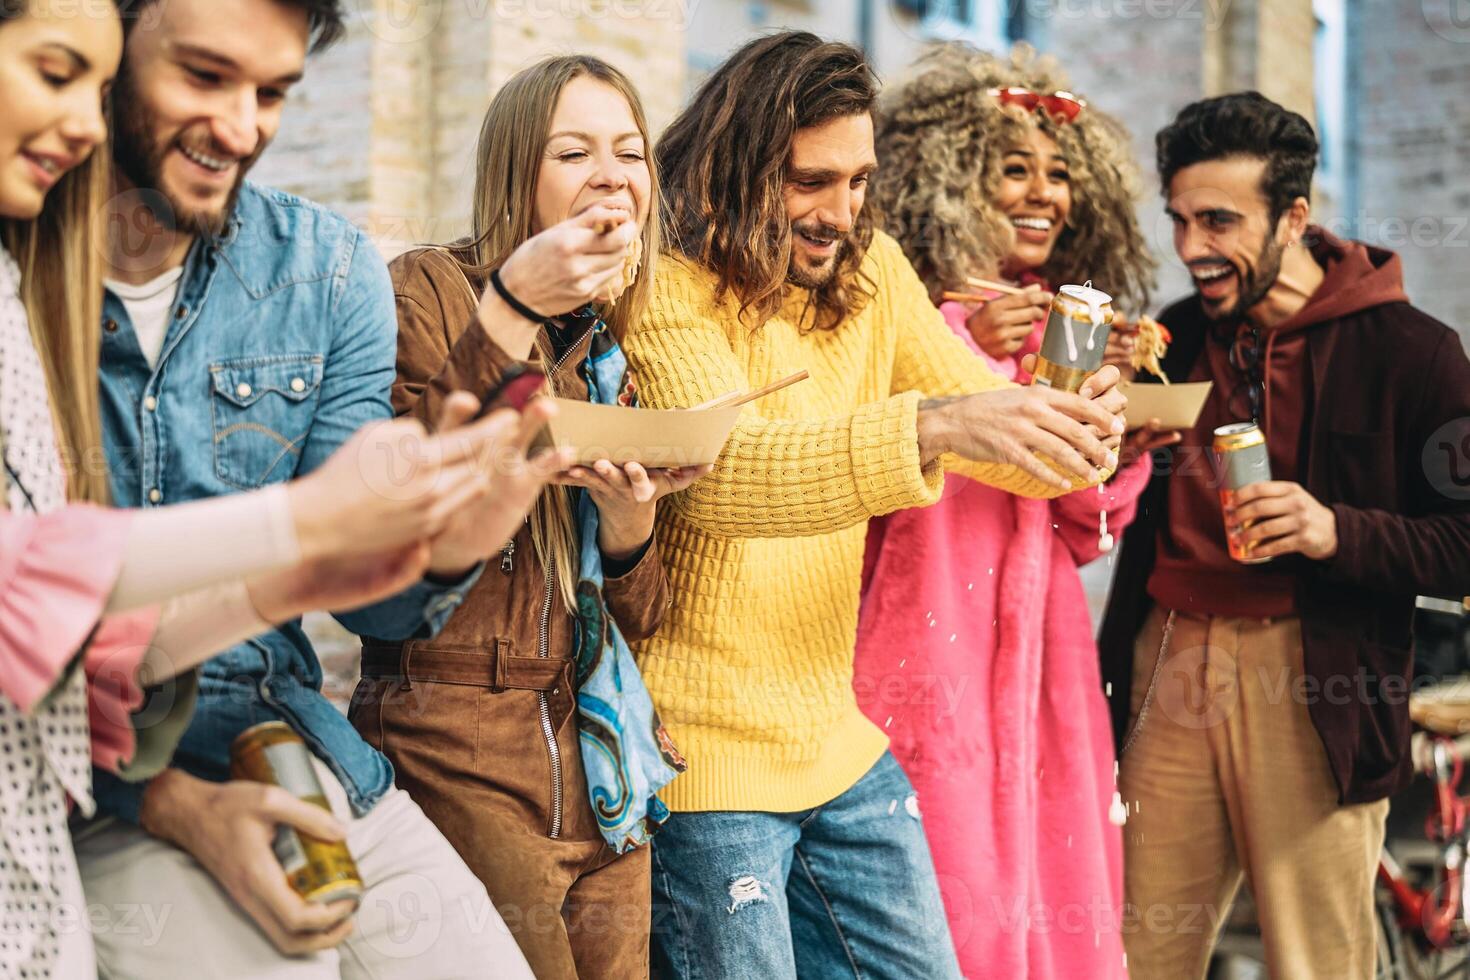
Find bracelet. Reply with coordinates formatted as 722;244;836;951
490;267;548;325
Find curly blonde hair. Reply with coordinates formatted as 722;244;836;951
872;43;1154;313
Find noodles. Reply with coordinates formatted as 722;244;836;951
1129;314;1172;384
598;234;643;304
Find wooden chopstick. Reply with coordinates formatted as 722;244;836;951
942;291;991;305
692;370;810;411
964;276;1028;297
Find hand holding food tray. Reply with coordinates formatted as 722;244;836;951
532;371;810;468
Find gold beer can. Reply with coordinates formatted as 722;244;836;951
230;721;363;906
1031;283;1114;393
1213;421;1273;564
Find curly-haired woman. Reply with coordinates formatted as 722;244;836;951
858;44;1176;980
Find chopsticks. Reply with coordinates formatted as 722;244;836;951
943;278;1032;305
965;276;1028;297
692;370;810;411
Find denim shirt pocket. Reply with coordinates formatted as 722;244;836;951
209;354;325;489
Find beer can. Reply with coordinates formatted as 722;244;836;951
1213;421;1273;564
1031;283;1114;393
229;722;363;906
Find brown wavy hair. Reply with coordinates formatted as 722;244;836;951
657;31;878;331
871;43;1154;314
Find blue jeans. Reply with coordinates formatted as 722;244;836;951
650;752;962;980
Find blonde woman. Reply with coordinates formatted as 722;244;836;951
0;3;559;975
350;55;697;979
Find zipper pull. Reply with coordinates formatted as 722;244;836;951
500;539;515;574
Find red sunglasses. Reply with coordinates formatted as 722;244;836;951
988;87;1087;123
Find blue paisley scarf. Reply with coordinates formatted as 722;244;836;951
568;309;686;853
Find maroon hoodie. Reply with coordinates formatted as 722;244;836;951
1148;229;1410;617
1099;226;1470;805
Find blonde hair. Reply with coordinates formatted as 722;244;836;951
872;43;1155;313
0;144;111;504
445;54;661;606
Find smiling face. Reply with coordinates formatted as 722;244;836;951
532;74;651;234
111;0;309;235
783;112;876;290
1167;156;1291;322
994;126;1071;276
0;1;120;220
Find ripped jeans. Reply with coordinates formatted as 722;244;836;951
649;752;962;979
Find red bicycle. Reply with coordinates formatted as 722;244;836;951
1376;682;1470;979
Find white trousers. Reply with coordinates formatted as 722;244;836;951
74;758;535;979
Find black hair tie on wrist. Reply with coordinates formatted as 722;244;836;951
490;267;548;325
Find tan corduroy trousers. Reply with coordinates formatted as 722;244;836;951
1118;607;1389;980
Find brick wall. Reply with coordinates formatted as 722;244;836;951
1039;1;1225;310
253;0;689;256
1352;0;1470;343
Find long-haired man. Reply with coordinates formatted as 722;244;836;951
620;32;1129;978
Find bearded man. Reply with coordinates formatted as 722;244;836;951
1100;91;1470;979
620;31;1129;979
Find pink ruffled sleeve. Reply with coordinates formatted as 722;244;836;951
0;506;135;713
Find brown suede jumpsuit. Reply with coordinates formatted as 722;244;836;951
349;247;668;980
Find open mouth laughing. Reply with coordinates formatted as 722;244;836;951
1190;261;1237;301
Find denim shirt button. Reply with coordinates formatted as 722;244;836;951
144;395;158;412
176;305;189;320
104;318;118;333
290;377;306;393
236;382;253;399
148;488;162;504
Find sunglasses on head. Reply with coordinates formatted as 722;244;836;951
988;87;1087;123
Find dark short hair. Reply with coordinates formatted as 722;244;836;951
120;0;346;53
1156;91;1318;222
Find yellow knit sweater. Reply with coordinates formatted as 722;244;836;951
624;231;1090;813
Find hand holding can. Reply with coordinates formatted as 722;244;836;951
230;722;364;906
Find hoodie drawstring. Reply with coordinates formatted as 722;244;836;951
1262;328;1279;443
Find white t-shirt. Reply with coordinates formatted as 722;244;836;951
104;267;186;368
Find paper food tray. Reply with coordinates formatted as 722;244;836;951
1119;380;1213;431
534;398;744;467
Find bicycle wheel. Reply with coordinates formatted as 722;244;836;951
1378;890;1411;980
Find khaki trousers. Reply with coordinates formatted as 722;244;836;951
1118;607;1388;980
74;757;535;979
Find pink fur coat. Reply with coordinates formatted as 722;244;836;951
855;300;1148;979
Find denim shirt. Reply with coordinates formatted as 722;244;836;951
91;183;480;822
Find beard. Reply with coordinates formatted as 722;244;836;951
786;218;845;290
110;65;259;239
1203;232;1287;325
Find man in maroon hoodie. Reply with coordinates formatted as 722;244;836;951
1100;92;1470;978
